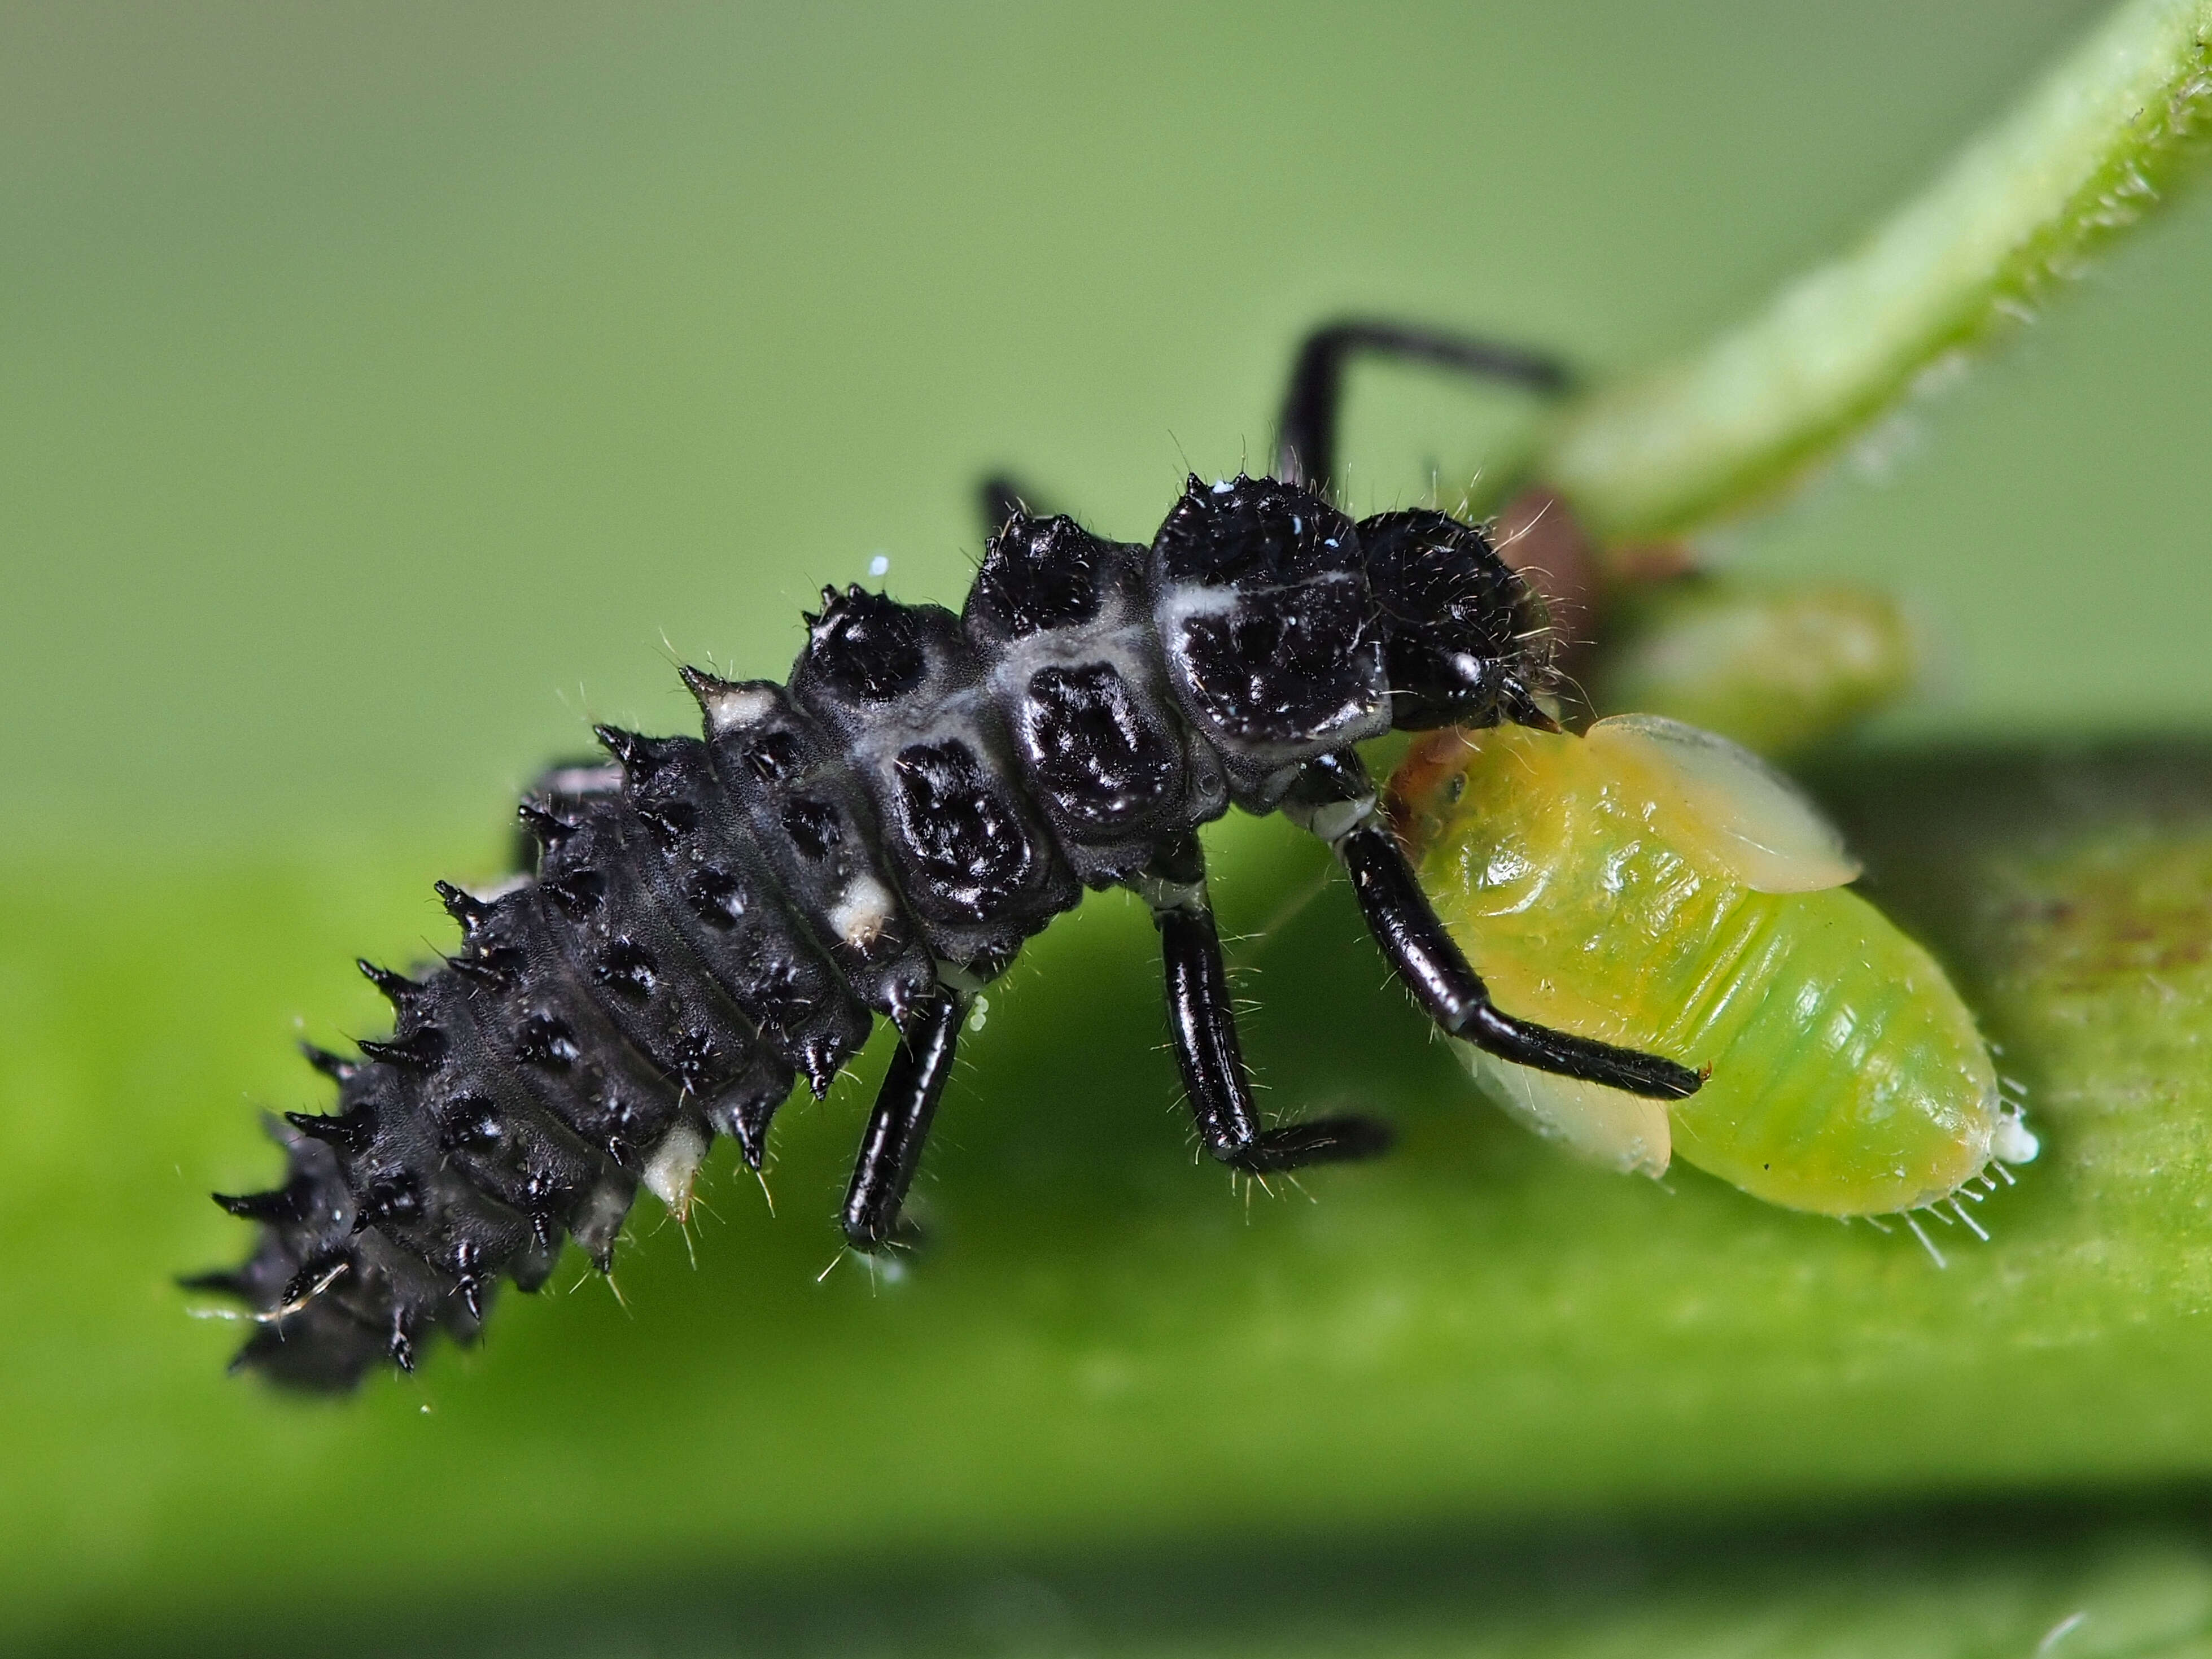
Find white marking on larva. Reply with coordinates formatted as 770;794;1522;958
1129;871;1206;915
1210;478;1234;494
868;553;891;577
934;959;990;996
1152;580;1244;638
544;761;624;797
1300;794;1377;847
703;684;781;735
642;1121;710;1220
828;875;898;950
1992;1108;2040;1166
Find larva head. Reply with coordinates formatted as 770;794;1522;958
1361;509;1557;732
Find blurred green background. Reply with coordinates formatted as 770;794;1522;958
8;0;2212;845
7;2;2212;1654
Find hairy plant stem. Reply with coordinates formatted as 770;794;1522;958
1536;0;2212;542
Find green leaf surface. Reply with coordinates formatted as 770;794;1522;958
10;741;2212;1652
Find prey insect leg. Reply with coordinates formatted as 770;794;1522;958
1276;318;1575;491
1134;833;1393;1172
841;984;965;1251
1286;752;1703;1102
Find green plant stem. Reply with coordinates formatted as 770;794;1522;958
1536;0;2212;541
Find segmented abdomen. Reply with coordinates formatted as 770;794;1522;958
1405;726;2000;1216
196;718;893;1388
196;476;1411;1387
1644;883;1997;1213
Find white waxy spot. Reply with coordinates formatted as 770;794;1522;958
1300;794;1376;847
1991;1109;2040;1165
643;1120;710;1219
1455;1040;1672;1177
1210;478;1234;494
868;554;891;578
544;762;623;797
704;684;781;735
1588;714;1860;893
828;875;898;950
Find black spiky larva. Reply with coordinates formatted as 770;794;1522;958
189;321;1704;1390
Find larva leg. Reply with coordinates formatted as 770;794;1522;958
841;986;965;1251
976;474;1046;540
1287;753;1703;1102
1275;318;1575;491
1134;833;1393;1173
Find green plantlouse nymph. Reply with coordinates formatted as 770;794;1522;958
1389;714;2038;1232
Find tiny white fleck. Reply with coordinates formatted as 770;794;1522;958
868;554;891;578
1992;1108;2040;1166
1211;478;1232;494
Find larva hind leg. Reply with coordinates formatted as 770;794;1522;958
1286;753;1703;1102
1275;318;1575;492
841;986;965;1251
977;474;1050;540
1134;833;1393;1173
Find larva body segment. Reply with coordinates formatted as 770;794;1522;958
200;468;1712;1390
1391;717;2034;1216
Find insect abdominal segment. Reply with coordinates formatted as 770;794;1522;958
1389;717;2039;1221
198;466;1706;1389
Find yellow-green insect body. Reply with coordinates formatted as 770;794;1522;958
1391;715;2035;1216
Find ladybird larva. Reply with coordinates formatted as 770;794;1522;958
1389;714;2038;1216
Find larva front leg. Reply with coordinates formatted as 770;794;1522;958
1286;752;1703;1103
